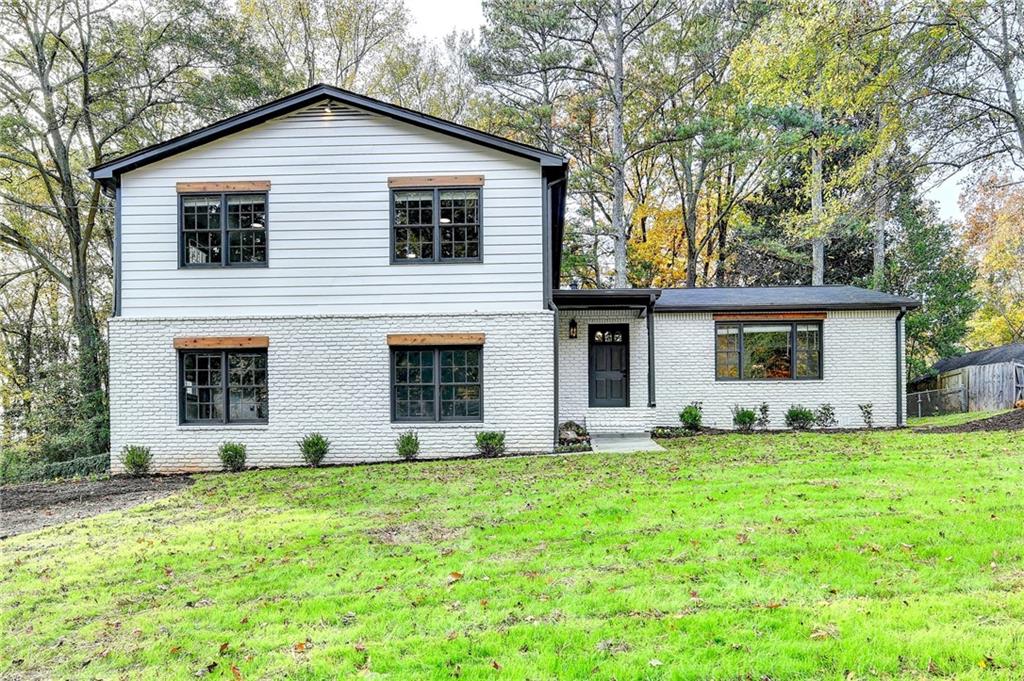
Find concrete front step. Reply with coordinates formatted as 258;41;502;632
589;432;666;454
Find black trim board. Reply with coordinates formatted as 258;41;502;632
89;84;567;188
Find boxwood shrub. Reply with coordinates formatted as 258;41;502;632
218;442;247;472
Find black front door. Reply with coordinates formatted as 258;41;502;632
589;324;629;407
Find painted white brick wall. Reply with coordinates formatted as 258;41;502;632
556;309;903;432
109;311;554;473
653;310;901;429
557;310;655;432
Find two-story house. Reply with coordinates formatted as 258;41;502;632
90;85;919;473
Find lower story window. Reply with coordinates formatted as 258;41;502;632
391;346;482;422
716;321;822;380
180;349;268;424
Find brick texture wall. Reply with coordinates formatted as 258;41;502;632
557;310;655;432
109;312;554;473
653;310;901;429
556;309;902;432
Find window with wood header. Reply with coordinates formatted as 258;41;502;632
391;188;481;263
180;192;267;266
179;350;268;424
715;321;822;380
391;346;482;422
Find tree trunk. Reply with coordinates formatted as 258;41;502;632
871;171;887;289
610;0;628;288
810;121;825;286
871;106;887;289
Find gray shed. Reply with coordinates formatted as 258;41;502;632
909;343;1024;414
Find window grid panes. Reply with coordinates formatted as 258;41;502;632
226;194;268;264
180;192;268;266
439;190;480;260
182;352;224;422
182;196;222;265
392;346;482;422
180;350;268;424
715;322;822;381
392;188;481;263
393;349;436;420
440;348;481;420
393;190;435;261
228;352;269;421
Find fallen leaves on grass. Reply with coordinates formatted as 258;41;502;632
447;571;463;585
810;625;839;640
596;640;631;654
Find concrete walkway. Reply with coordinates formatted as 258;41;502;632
589;433;666;454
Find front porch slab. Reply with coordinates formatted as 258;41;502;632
589;433;666;454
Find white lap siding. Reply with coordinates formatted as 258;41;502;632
109;311;554;473
652;310;902;429
118;102;544;317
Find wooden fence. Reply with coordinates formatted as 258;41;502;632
906;386;968;418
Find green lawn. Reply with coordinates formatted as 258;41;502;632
3;430;1024;680
908;409;1010;429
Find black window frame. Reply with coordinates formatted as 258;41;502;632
389;187;483;264
390;345;484;423
714;320;823;381
178;349;269;425
178;191;269;268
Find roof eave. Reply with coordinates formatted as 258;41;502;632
655;300;921;313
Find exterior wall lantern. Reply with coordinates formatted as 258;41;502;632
568;318;578;339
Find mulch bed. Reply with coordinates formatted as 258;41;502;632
917;409;1024;434
1;475;193;539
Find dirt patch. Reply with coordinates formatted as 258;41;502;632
366;521;463;546
917;409;1024;433
0;475;193;538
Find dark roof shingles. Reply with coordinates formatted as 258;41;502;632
932;343;1024;373
653;285;919;311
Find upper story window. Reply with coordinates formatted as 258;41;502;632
391;187;481;263
715;321;822;381
180;191;267;267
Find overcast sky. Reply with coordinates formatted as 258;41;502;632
403;0;964;222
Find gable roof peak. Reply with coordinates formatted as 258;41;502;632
89;83;566;187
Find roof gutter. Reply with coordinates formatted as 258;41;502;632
896;306;908;427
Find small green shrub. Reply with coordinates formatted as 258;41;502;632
475;431;506;457
859;403;874;429
732;406;757;432
298;433;330;467
815;403;838;429
120;445;152;476
784;405;815;431
679;402;703;431
755;402;771;430
218;442;247;472
396;431;420;460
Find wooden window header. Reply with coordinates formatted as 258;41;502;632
388;175;485;189
387;333;485;347
174;336;270;350
713;311;827;322
176;181;271;193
